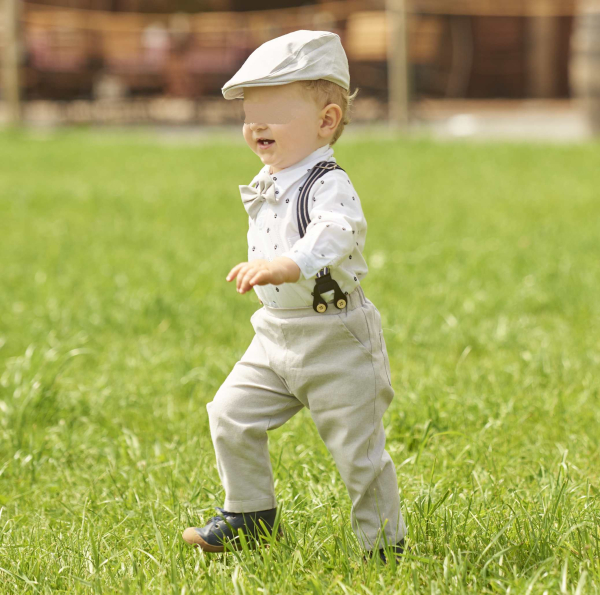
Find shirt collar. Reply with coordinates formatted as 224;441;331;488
260;144;335;194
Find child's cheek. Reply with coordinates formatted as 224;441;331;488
270;124;287;144
242;125;256;151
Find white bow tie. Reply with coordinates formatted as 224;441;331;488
239;170;279;219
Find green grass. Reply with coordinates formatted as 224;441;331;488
1;129;599;594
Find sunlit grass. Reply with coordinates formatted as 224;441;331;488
0;130;599;593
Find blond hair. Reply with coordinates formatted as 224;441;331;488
300;79;360;145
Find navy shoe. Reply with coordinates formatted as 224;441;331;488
365;538;406;564
182;507;279;552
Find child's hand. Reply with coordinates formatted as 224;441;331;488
226;257;301;294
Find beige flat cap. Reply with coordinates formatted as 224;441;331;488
222;29;350;100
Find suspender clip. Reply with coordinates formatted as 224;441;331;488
312;272;347;313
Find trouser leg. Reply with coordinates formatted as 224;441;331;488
310;406;404;550
207;333;303;513
286;301;407;550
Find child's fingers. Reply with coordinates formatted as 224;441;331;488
237;266;257;293
227;268;242;282
241;267;268;292
226;262;247;281
234;265;253;289
249;270;269;286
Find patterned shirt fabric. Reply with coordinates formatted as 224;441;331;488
243;144;368;308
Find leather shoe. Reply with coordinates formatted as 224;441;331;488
182;507;279;552
364;538;406;564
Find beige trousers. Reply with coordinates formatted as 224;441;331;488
206;286;406;550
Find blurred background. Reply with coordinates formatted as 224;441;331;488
1;0;600;140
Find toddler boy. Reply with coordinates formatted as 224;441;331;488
182;30;406;562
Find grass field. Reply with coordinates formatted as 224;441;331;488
1;130;599;594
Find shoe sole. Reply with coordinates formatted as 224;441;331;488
191;534;229;553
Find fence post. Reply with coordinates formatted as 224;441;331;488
527;14;560;98
2;0;22;125
386;0;410;129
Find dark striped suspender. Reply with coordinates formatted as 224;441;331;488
296;160;346;281
296;160;349;313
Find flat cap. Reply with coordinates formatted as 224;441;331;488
222;30;350;100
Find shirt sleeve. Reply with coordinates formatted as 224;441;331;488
280;171;366;280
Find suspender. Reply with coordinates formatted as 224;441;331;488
296;160;348;313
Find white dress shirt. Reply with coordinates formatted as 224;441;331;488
244;144;368;308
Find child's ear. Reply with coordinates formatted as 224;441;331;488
319;103;342;138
